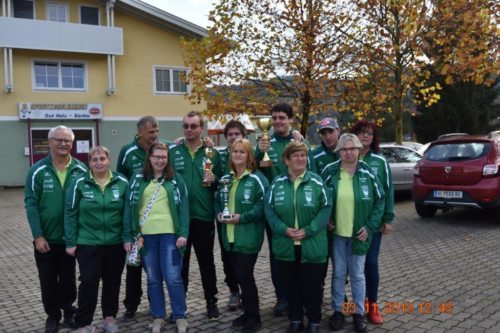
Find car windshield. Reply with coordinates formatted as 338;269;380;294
426;142;491;162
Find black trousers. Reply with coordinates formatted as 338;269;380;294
265;222;287;301
123;264;143;312
182;219;218;301
75;244;125;326
277;246;326;324
216;222;239;293
230;251;260;318
34;243;76;321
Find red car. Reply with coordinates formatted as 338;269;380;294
412;134;500;218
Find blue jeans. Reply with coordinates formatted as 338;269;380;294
331;235;366;314
142;234;186;319
365;231;382;302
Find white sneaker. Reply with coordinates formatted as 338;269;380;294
101;317;119;333
74;326;96;333
176;318;189;333
148;318;165;333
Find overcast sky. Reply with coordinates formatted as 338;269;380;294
142;0;214;28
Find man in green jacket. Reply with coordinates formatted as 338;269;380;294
311;117;340;174
169;111;223;320
255;103;311;316
24;125;87;333
116;115;170;320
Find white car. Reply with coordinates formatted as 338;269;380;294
379;144;423;191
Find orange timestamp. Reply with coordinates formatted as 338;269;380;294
341;300;454;315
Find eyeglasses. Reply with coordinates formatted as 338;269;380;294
339;147;359;153
151;155;168;161
360;131;374;136
50;138;72;144
183;123;200;130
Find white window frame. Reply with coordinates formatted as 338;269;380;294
153;66;190;95
32;59;88;92
79;4;100;25
46;1;69;23
13;0;35;19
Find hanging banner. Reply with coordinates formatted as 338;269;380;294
19;102;103;119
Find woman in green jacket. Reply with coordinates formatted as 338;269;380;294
123;142;189;333
264;141;332;333
65;146;128;333
321;134;385;333
351;120;395;325
215;138;269;333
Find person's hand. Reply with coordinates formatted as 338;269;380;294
123;242;132;252
356;226;368;241
176;237;187;248
66;246;76;256
292;130;304;141
292;228;306;240
258;135;269;152
203;170;215;184
174;137;184;145
203;137;214;148
34;236;50;253
381;223;393;235
217;213;240;224
327;219;335;231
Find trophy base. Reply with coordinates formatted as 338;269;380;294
202;181;212;187
222;214;232;221
260;160;272;168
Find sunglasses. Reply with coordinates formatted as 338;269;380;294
183;123;200;130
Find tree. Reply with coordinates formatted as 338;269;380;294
181;0;352;135
338;0;498;143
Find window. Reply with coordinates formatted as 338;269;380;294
34;61;86;90
154;67;188;94
13;0;34;19
80;6;99;25
47;3;68;22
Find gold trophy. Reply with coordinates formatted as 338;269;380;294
203;147;215;186
257;117;273;168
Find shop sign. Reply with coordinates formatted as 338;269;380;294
18;102;103;119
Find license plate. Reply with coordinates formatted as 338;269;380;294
434;190;463;199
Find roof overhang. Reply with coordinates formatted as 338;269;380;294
116;0;208;39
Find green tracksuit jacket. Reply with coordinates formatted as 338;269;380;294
24;155;87;244
255;132;312;183
168;142;222;221
123;173;189;254
321;160;386;255
361;151;395;226
214;171;269;254
311;142;339;175
264;170;332;263
64;171;129;247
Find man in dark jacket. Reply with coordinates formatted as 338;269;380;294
25;125;87;333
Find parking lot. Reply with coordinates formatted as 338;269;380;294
0;188;498;332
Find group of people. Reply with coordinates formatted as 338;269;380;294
25;103;394;333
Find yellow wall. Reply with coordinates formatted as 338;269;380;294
0;1;205;118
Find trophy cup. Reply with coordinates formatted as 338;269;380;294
220;178;232;221
257;117;273;167
202;147;215;186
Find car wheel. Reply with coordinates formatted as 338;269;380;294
415;203;437;218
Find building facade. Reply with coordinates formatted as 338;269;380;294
0;0;207;186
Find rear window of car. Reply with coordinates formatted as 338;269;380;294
426;142;492;162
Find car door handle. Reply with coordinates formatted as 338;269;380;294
404;167;412;171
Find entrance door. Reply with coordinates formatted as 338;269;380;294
31;127;94;165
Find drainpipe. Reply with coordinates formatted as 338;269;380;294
3;0;13;93
106;0;116;95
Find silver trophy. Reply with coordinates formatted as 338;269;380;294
221;178;232;221
126;234;143;266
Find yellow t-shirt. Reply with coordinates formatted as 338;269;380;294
227;170;251;243
54;156;72;186
335;169;355;237
293;171;306;245
90;170;113;192
139;180;175;235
